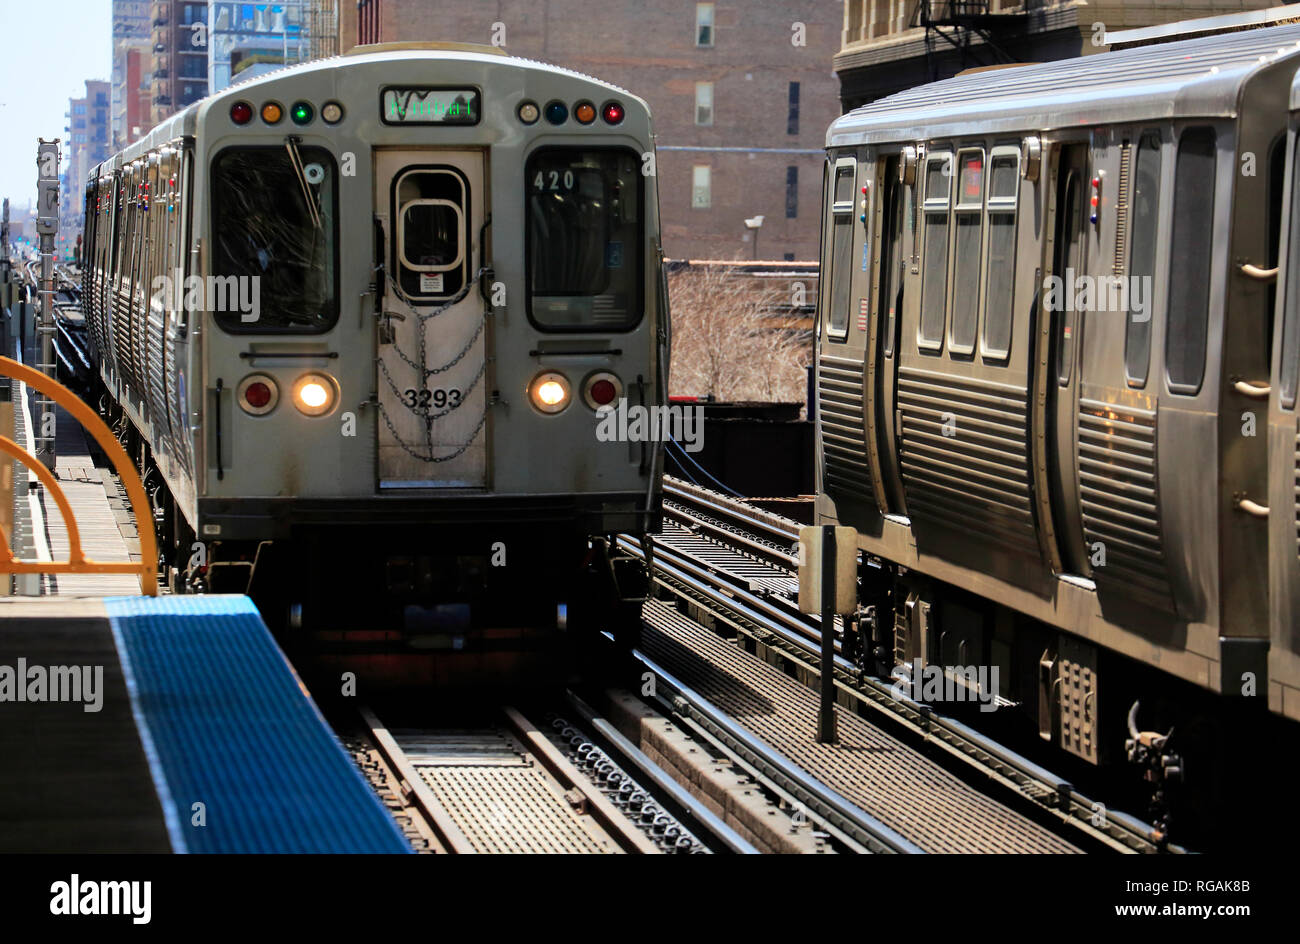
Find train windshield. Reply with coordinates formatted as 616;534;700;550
210;145;338;333
526;147;643;331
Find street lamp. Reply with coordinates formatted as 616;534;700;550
744;215;764;260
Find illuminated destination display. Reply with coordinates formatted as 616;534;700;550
381;87;481;124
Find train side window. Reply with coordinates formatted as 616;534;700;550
1266;134;1286;355
1281;134;1300;408
826;157;857;340
1054;168;1084;386
949;148;985;355
1125;132;1161;386
919;152;951;351
981;149;1019;360
527;147;644;332
1166;127;1216;394
879;155;905;358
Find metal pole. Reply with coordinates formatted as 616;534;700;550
817;523;838;743
34;139;60;469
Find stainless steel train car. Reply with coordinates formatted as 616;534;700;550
814;25;1300;780
82;43;665;659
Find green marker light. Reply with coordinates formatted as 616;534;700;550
291;101;314;125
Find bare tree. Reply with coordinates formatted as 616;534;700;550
667;263;810;405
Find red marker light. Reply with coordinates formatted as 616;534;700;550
244;382;272;409
230;101;253;124
1091;177;1100;187
601;101;625;124
590;379;617;405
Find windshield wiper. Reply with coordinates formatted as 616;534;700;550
284;135;322;230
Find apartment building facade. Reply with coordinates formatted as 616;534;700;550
340;1;843;260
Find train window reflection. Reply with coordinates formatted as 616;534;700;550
950;149;984;354
1126;132;1161;386
982;151;1019;360
527;147;643;331
1166;127;1216;394
394;166;468;300
1281;136;1300;409
827;159;856;338
919;154;951;350
211;146;338;333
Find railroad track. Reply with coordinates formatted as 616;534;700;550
351;701;758;854
637;475;1178;853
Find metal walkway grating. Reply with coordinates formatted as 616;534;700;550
642;600;1081;854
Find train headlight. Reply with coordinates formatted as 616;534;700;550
237;373;279;415
292;373;338;416
582;371;622;409
517;101;540;125
321;101;344;124
529;372;571;414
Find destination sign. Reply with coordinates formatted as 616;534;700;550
382;87;481;125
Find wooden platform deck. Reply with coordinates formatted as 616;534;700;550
36;406;145;596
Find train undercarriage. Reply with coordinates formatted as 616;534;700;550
849;560;1283;850
87;375;650;692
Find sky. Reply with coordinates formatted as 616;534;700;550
0;0;112;213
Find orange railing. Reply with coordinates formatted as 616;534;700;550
0;355;158;595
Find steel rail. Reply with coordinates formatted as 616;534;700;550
622;644;923;854
562;689;760;854
619;533;1178;853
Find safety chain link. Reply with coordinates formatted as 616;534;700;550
375;267;493;463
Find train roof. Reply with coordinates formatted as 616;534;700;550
829;22;1300;147
91;43;646;180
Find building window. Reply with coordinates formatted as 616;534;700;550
696;4;714;47
695;82;713;126
784;252;794;261
179;56;206;78
786;166;798;218
692;165;711;208
787;82;799;136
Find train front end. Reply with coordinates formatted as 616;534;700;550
184;46;664;673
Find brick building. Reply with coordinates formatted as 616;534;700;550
111;0;150;148
836;1;1290;109
341;1;844;261
150;0;210;125
60;81;111;260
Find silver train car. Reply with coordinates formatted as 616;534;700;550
814;25;1300;780
82;43;665;658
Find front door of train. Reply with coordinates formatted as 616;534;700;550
373;149;488;489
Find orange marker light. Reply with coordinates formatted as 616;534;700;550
261;102;283;124
575;102;596;124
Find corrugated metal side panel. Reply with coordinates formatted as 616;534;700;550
837;23;1300;125
1077;398;1173;604
146;309;169;450
818;353;872;500
897;365;1036;554
111;287;130;388
164;334;189;477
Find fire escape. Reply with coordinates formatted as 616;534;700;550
910;1;1035;82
